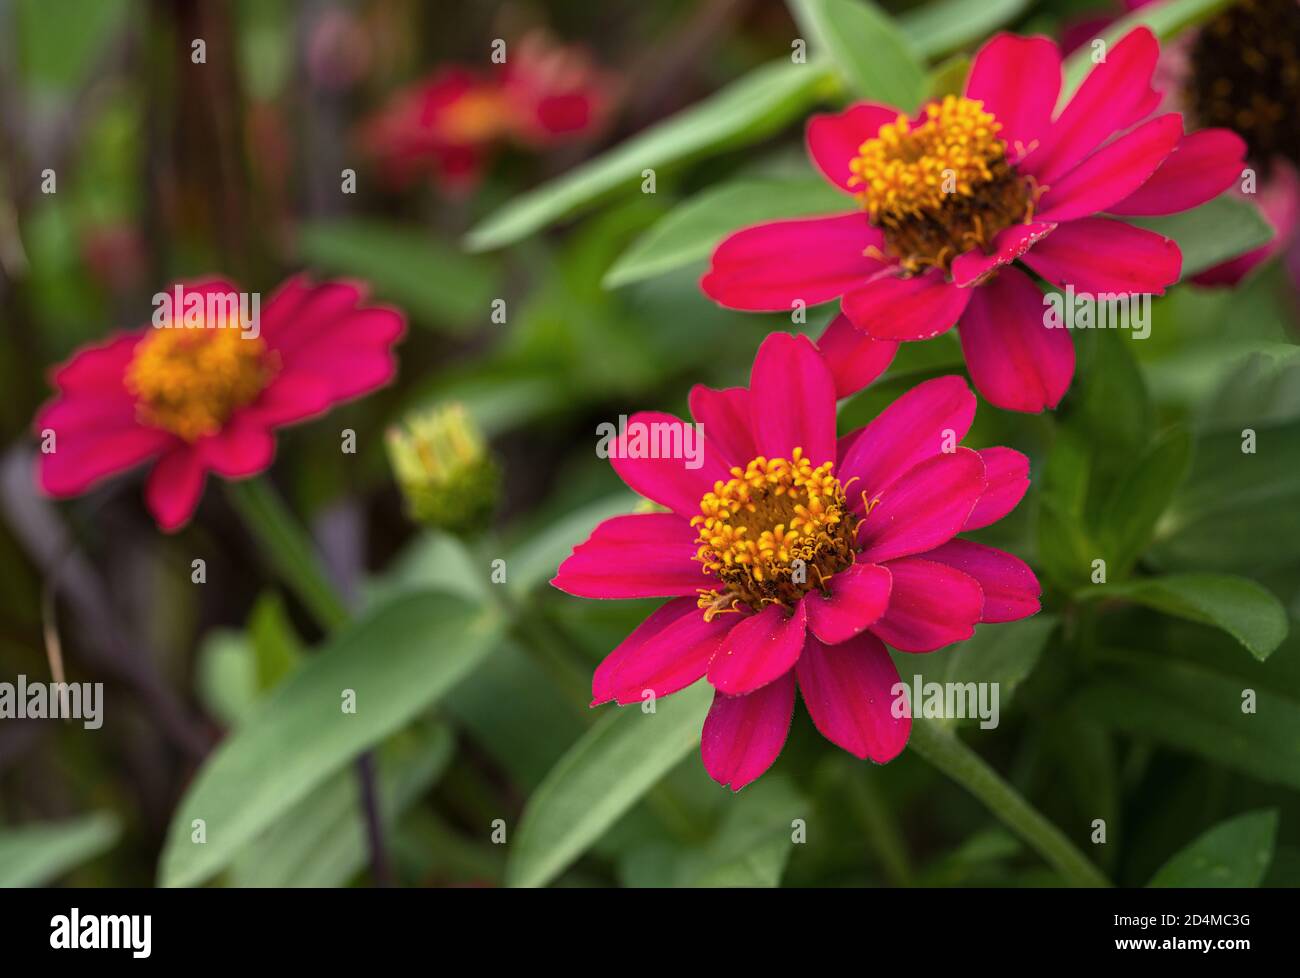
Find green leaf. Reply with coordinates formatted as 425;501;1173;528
298;220;499;330
790;0;926;106
604;178;849;288
1131;196;1275;281
195;629;258;727
1096;425;1192;577
158;590;504;887
899;0;1032;59
506;680;714;888
620;777;805;887
1061;0;1236;94
1079;574;1288;661
1148;810;1278;887
1153;419;1300;573
1076;649;1300;789
230;722;454;887
465;59;836;251
0;813;120;886
248;591;303;691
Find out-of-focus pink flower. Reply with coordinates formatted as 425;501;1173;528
34;276;404;531
553;333;1041;790
361;32;614;193
81;223;148;295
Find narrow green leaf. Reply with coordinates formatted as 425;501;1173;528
899;0;1032;59
1097;425;1193;577
1076;649;1300;789
230;723;454;887
790;0;926;106
465;59;836;251
298;220;499;329
1062;0;1235;94
158;591;504;887
1079;574;1288;661
604;178;849;288
1149;810;1277;887
1132;195;1275;281
506;680;713;888
0;813;120;886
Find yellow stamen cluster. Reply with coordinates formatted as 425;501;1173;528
691;449;859;617
850;95;1006;220
847;95;1036;274
125;328;273;441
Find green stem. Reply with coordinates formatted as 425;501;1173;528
908;720;1111;888
225;477;349;632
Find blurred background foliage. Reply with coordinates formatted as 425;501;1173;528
0;0;1297;889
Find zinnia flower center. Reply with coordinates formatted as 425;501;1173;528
691;449;860;617
849;95;1034;274
1186;0;1300;172
125;328;274;441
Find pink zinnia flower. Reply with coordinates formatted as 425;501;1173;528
34;276;404;531
553;333;1041;790
701;28;1247;413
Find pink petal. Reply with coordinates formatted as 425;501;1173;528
923;539;1041;623
700;214;885;311
838;375;977;505
553;513;704;599
608;410;732;519
198;414;275;478
806;103;900;193
869;557;983;652
747;333;838;467
796;632;909;762
48;333;139;394
144;446;207;532
1021;27;1160;183
951;222;1057;287
1109;129;1248;216
964;33;1062;158
37;424;171;497
248;372;335;427
1036;114;1183;223
708;601;808;696
857;448;986;563
841;267;971;340
688;385;755;468
804;562;892;645
815;312;899;400
958;266;1075;413
701;672;797;791
965;447;1030;530
592;598;732;706
262;279;367;351
1020;216;1181;294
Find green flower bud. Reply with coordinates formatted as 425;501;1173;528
385;403;498;535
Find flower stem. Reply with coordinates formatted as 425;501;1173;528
224;477;349;632
907;720;1111;888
